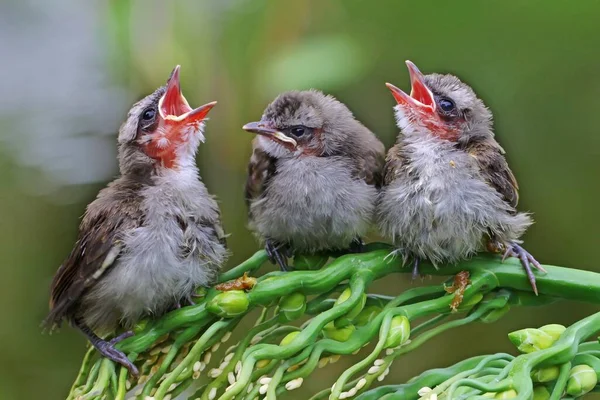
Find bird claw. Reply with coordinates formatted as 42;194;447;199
108;331;134;346
97;332;138;375
265;240;291;271
502;242;545;295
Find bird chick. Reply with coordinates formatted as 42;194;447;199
45;66;228;374
243;90;385;270
378;61;545;293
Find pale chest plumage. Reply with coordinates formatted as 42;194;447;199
378;137;530;263
250;156;377;252
82;168;227;330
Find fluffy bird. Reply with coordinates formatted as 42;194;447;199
45;66;228;374
378;61;545;293
243;90;385;270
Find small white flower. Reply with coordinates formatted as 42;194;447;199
259;376;272;385
285;377;304;391
221;332;232;342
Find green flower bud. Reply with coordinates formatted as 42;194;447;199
532;386;550;400
566;364;598;397
335;288;367;320
383;315;410;348
277;292;307;322
293;254;329;270
538;324;566;342
479;304;511;324
207;290;249;318
353;305;382;326
194;287;207;299
494;389;517;399
454;292;484;313
333;288;367;328
280;331;300;346
133;319;149;333
322;321;355;342
531;365;560;382
508;328;554;353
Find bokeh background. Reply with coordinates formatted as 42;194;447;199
1;0;599;399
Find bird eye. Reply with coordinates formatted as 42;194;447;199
142;108;156;121
438;98;455;112
290;126;306;137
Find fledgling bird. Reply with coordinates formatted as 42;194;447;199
44;66;228;374
243;90;385;270
378;61;545;294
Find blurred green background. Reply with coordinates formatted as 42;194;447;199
1;0;599;399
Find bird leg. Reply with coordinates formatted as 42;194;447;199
412;257;422;280
500;242;546;295
265;239;290;271
74;319;138;375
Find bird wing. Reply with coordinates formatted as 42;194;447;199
354;141;386;188
244;139;277;209
45;190;144;329
468;140;520;209
382;143;408;186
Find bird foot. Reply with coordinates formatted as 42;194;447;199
411;257;422;280
95;332;138;375
265;240;291;272
501;242;546;295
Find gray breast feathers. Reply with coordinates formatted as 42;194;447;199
249;156;377;252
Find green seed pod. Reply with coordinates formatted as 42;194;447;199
336;288;367;320
538;324;566;342
479;304;511;324
532;386;550;400
566;364;598;397
194;287;207;299
293;254;329;270
277;292;307;322
455;292;484;313
507;328;554;353
133;319;149;333
531;365;560;382
280;331;300;346
207;290;250;318
383;315;410;348
494;389;517;399
353;305;382;326
322;321;356;342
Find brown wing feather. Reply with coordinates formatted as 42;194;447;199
45;182;144;328
467;140;520;209
382;143;408;186
245;140;277;209
354;142;386;188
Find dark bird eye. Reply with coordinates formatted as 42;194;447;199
290;126;306;137
142;108;156;121
438;98;455;112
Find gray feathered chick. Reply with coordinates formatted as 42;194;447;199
378;61;545;293
45;66;228;374
243;90;385;270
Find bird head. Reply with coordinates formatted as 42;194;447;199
242;90;366;158
118;65;216;173
386;61;492;142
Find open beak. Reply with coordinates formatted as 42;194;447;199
386;60;436;116
242;122;297;147
158;65;216;128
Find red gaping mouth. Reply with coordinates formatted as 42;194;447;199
143;66;217;168
159;65;216;125
385;60;436;114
